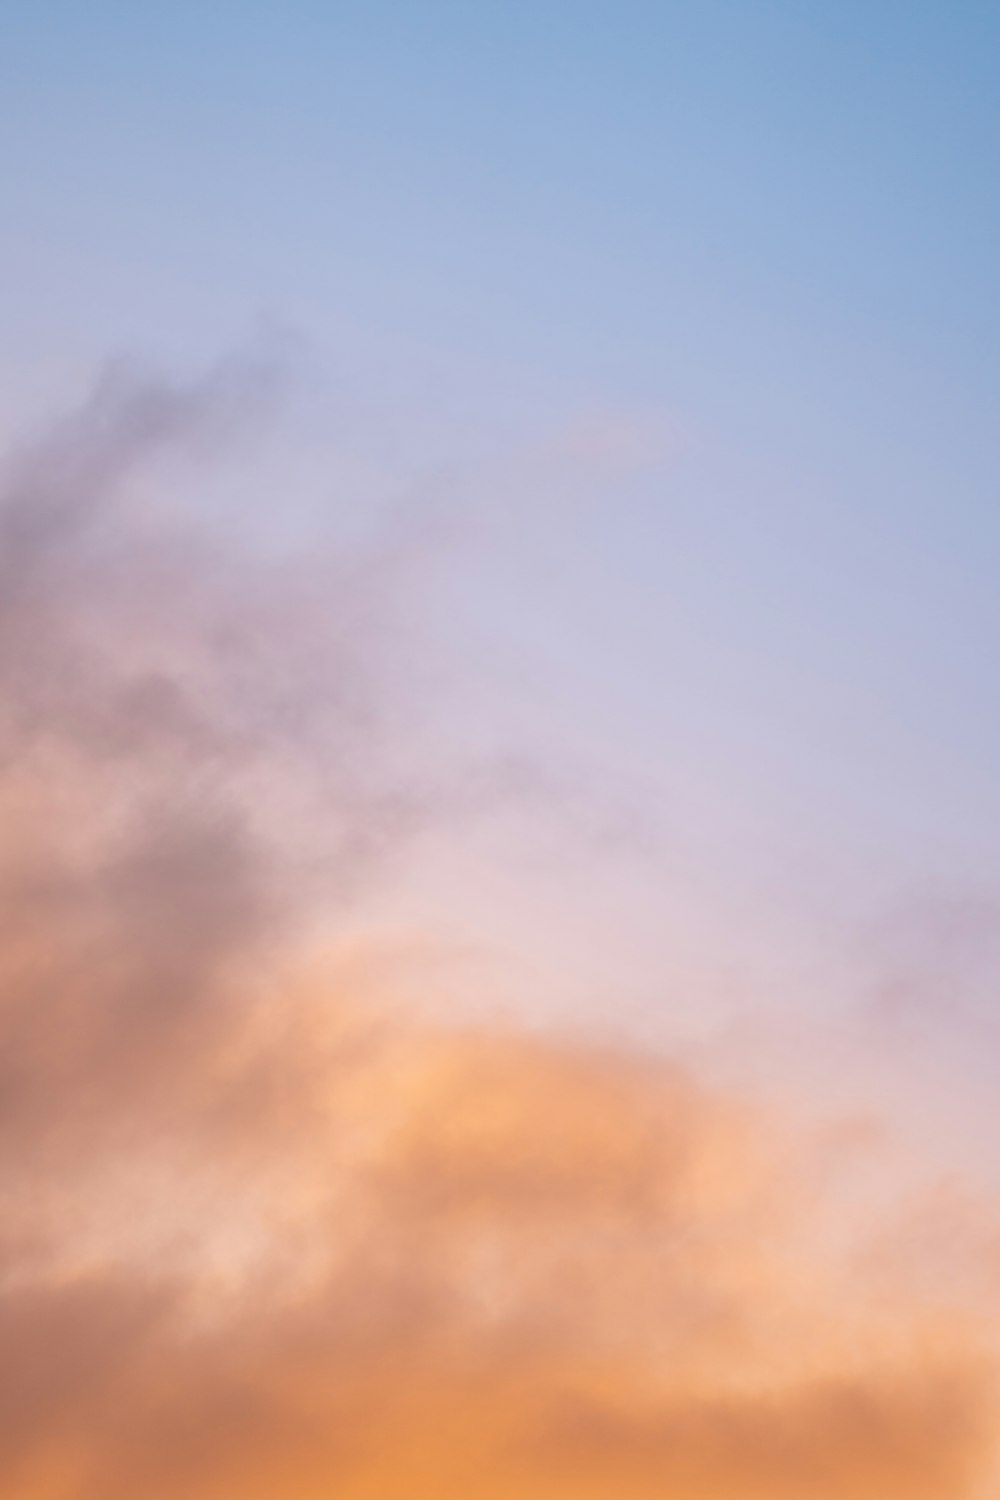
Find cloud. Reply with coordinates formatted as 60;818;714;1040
2;1017;995;1499
0;362;997;1498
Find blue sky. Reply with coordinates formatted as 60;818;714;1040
3;2;996;402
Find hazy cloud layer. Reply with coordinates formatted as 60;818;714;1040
1;366;998;1498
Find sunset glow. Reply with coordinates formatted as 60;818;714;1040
2;5;999;1496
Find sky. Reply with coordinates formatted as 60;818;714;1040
1;4;1000;1497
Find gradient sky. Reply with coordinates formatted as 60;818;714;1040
2;5;1000;1497
3;1;997;862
